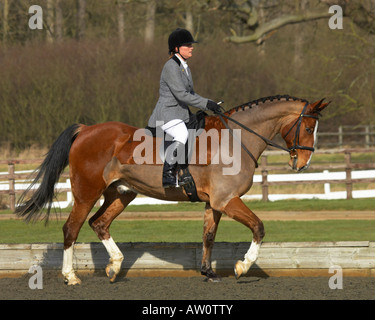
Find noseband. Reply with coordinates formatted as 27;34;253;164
217;101;319;168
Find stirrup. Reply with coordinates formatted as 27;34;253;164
163;172;178;188
163;180;178;188
178;174;190;186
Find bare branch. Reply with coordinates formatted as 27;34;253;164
225;9;331;44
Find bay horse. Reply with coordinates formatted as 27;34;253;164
16;95;329;285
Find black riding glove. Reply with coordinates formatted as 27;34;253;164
206;100;222;113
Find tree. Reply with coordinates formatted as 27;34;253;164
117;0;126;43
46;0;54;43
55;0;63;41
2;0;10;45
222;0;331;44
77;0;86;40
144;0;156;44
293;0;308;73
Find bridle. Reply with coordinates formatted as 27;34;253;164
217;101;319;168
282;101;319;153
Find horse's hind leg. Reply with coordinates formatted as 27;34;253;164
62;199;97;285
223;197;265;279
201;203;222;282
89;183;137;282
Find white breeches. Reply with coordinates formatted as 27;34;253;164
161;119;189;144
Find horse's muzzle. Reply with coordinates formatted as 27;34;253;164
289;151;298;170
289;155;310;172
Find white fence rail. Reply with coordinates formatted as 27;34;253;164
244;169;375;201
2;149;375;210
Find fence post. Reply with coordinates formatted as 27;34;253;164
261;156;269;202
365;126;370;148
344;151;352;199
8;162;15;211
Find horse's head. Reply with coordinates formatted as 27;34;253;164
281;99;330;172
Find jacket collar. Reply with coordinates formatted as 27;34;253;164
172;54;181;66
171;54;191;80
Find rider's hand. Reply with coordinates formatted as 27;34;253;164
206;100;222;113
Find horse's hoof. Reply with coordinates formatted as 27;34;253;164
207;276;222;283
201;267;221;282
234;260;244;280
63;273;82;286
106;264;118;283
105;265;116;282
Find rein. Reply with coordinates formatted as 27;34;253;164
216;101;318;168
218;113;260;167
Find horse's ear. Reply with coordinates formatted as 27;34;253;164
311;98;331;115
319;100;331;112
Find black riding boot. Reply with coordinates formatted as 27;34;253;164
162;141;185;188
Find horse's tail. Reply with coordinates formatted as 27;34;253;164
15;124;82;223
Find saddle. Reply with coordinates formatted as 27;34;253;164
145;110;206;139
145;111;207;202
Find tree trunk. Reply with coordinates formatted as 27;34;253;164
117;1;125;44
185;4;194;34
55;0;63;41
144;0;156;44
77;0;86;40
256;4;266;56
46;0;54;43
293;0;308;74
3;0;9;45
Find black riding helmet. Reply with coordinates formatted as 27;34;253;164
168;28;197;54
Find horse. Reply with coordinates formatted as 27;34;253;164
15;94;330;285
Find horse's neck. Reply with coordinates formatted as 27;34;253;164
230;101;301;140
228;101;302;165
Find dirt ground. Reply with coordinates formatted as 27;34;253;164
0;271;374;300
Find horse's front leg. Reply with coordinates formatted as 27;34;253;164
223;197;265;279
201;203;222;282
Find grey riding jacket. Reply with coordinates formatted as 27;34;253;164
147;55;208;128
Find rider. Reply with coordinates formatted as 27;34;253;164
147;28;221;188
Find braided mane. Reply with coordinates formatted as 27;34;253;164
225;94;309;116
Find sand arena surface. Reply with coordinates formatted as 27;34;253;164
0;271;374;300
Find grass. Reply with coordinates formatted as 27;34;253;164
1;198;374;243
0;219;374;243
1;198;375;216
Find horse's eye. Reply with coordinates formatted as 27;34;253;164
306;127;313;134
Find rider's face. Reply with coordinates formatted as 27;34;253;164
177;44;194;60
